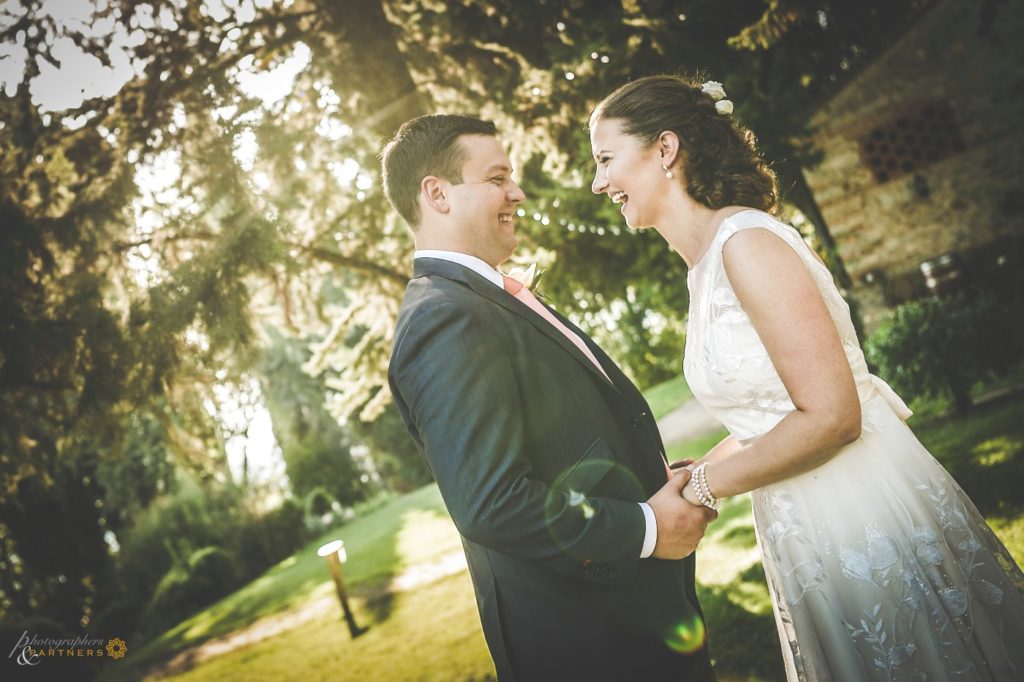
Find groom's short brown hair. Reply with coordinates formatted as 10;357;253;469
380;114;497;228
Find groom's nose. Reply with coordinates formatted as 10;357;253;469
507;180;526;203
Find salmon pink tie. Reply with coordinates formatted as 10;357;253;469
502;275;611;382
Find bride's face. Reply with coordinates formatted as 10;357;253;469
589;117;664;229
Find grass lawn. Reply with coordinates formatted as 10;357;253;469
913;392;1024;564
103;391;1024;682
667;427;730;463
100;485;466;681
142;571;494;682
644;374;694;419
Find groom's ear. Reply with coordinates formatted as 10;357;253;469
657;131;680;169
421;176;450;215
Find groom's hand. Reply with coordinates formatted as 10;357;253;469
668;458;695;470
647;470;717;560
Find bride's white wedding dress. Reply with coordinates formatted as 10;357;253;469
684;209;1024;681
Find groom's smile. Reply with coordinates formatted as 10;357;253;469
446;134;526;266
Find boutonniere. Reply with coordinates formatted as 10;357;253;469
506;262;549;301
505;262;538;289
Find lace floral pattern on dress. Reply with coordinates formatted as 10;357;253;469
755;467;1023;680
704;278;791;410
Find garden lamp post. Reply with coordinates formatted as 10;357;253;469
317;539;366;638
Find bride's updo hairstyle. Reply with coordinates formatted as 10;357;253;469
590;75;778;213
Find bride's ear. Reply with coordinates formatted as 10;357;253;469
657;131;680;169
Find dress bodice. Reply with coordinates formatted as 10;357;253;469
682;209;909;442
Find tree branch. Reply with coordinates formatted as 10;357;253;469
112;233;410;287
297;245;409;287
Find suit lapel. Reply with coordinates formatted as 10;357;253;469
413;258;626;395
554;309;649;411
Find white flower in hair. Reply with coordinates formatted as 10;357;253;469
715;99;734;115
701;81;727;101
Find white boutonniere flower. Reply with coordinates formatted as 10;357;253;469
505;262;539;289
701;81;727;101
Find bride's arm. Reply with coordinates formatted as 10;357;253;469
683;227;861;504
701;433;742;463
669;433;741;471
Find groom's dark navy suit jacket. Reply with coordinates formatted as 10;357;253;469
389;258;713;681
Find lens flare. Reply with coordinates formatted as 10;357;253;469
543;460;644;554
664;615;706;654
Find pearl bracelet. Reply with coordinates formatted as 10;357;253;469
691;462;721;511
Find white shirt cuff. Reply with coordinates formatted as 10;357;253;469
638;502;657;558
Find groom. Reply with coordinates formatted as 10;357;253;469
383;114;716;681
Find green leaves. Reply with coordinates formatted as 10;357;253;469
865;291;1023;414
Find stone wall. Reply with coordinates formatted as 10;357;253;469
800;0;1024;331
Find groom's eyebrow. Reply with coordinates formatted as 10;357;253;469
483;163;514;174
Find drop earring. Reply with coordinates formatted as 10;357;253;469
662;164;674;179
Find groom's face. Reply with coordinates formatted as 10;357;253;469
445;134;526;267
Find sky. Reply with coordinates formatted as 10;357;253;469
2;0;148;107
0;0;288;112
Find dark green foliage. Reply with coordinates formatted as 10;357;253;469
260;333;372;506
304;487;335;518
116;477;308;638
237;497;309;580
353;402;434;493
186;547;242;607
88;598;143;642
114;478;244;620
0;448;115;633
141;565;193;637
866;291;1024;413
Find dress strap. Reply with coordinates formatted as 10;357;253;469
718;210;833;282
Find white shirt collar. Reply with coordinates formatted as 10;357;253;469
414;250;504;288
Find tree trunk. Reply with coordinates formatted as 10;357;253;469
314;0;429;142
778;159;853;290
775;156;870;339
948;377;974;415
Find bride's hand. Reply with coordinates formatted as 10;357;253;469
680;481;704;507
669;457;697;472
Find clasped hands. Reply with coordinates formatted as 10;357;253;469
646;458;718;559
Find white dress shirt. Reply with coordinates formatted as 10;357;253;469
413;250;658;559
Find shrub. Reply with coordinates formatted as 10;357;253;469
238;498;309;579
305;487;335;517
187;546;241;607
116;475;248;604
303;487;339;533
262;497;308;557
88;599;143;641
865;291;1021;413
139;546;241;636
140;566;192;636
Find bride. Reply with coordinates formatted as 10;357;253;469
588;74;1024;680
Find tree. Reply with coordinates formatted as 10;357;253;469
259;329;370;505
